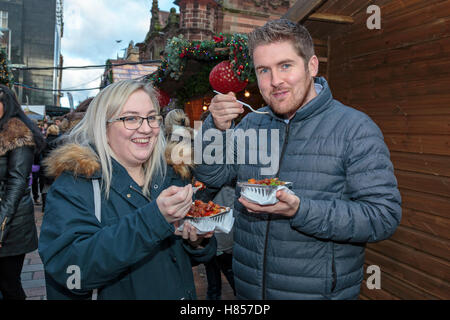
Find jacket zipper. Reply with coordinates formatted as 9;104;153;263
331;244;337;293
0;216;7;244
129;185;152;202
261;122;290;300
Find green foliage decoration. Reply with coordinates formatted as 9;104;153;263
148;33;255;102
0;48;14;88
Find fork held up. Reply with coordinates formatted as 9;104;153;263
213;90;269;115
207;91;244;131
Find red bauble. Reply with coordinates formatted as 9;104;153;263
157;89;170;107
209;60;248;93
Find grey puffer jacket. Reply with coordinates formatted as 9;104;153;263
194;77;401;300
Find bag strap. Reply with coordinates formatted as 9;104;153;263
91;179;101;300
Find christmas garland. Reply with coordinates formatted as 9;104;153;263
149;33;256;93
0;48;14;88
228;34;256;83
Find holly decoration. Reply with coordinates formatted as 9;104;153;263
228;34;255;83
209;60;248;93
0;48;14;88
148;33;255;101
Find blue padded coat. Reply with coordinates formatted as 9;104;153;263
194;77;401;299
39;144;216;300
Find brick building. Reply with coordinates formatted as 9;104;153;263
130;0;293;123
139;0;292;61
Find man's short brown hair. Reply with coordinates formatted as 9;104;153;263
248;19;315;65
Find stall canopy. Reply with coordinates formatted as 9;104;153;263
22;105;71;121
22;105;45;121
45;105;71;117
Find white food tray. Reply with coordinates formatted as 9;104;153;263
178;207;234;234
238;181;294;205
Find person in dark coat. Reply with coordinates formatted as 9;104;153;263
164;109;236;300
0;84;45;299
40;124;61;211
39;80;216;300
31;150;42;204
194;19;401;299
201;183;236;300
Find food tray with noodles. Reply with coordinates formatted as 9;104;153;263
238;178;294;205
179;200;234;234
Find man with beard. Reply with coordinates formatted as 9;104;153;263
194;19;401;299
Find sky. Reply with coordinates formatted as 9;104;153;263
60;0;177;108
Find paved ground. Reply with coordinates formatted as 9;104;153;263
21;204;46;300
20;204;235;300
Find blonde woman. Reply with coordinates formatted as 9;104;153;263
39;80;216;300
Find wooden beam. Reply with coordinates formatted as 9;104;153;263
282;0;327;23
313;38;328;47
326;36;331;80
308;12;354;24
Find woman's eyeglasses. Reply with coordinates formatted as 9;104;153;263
107;115;163;130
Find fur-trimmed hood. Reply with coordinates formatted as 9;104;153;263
0;117;35;156
45;142;192;180
43;143;100;178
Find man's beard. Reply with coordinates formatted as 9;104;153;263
268;76;315;119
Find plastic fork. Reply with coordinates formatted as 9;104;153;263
213;90;269;114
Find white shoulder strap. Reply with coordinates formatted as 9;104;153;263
92;179;101;223
91;179;101;300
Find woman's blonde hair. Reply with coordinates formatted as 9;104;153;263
66;80;166;198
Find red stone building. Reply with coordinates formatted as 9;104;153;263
139;0;293;60
134;0;294;122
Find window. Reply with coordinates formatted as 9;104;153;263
0;11;8;29
0;11;10;60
